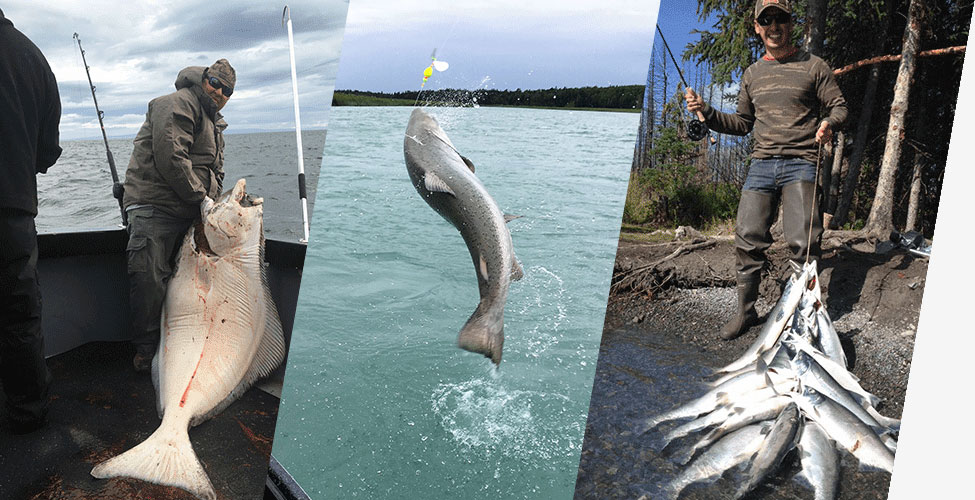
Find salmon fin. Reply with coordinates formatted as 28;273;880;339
91;422;216;500
461;155;476;173
424;172;455;196
479;255;490;281
510;258;524;281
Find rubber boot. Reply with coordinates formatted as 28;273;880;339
723;190;776;340
782;181;823;267
720;273;761;340
734;190;777;279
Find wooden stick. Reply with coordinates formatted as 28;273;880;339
834;45;966;76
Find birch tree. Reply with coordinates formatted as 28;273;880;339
863;0;924;236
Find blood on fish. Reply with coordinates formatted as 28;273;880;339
179;338;209;408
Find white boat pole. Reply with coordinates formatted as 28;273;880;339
283;5;310;243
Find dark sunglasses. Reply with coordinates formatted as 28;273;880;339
757;12;792;26
207;76;233;97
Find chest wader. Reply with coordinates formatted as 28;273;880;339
722;180;822;339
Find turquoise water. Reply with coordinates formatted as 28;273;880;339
273;106;638;498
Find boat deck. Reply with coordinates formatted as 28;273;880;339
0;341;278;499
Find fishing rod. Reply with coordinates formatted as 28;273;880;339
282;5;310;244
655;25;713;143
73;33;127;226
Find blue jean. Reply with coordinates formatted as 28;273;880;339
742;157;817;194
735;157;823;276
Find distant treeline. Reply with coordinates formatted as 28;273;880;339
333;85;644;110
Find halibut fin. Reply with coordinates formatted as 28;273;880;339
192;255;286;427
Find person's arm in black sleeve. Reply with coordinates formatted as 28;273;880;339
35;62;62;173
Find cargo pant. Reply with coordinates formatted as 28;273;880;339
736;157;823;280
125;206;196;352
0;209;51;425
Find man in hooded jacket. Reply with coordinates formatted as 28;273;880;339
122;59;235;372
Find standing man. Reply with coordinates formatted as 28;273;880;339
685;0;848;340
122;59;235;372
0;8;62;433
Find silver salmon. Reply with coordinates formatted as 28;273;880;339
404;108;523;365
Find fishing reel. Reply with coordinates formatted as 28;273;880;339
686;118;710;142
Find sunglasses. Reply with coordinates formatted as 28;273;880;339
207;76;234;97
757;12;792;26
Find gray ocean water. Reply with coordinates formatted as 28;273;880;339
35;130;326;242
272;106;639;498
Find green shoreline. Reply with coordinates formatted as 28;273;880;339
332;86;643;113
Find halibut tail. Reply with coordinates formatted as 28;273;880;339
91;421;215;500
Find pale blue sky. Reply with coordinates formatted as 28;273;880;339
333;0;659;92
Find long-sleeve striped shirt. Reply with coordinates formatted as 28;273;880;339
702;49;847;163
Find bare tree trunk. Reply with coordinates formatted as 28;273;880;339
649;50;655;163
804;0;827;55
634;44;654;171
833;0;893;229
905;152;923;231
864;0;923;236
827;131;845;213
832;63;880;228
660;47;668;131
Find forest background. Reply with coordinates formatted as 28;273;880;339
627;0;972;240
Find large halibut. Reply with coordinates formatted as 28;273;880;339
404;108;523;365
91;178;286;500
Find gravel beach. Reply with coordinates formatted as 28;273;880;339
575;234;926;499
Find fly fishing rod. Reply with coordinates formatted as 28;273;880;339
73;33;127;226
655;25;713;143
283;5;310;244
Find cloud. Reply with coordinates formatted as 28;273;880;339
334;0;657;92
3;0;349;141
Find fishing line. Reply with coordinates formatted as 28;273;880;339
805;141;823;264
414;16;460;108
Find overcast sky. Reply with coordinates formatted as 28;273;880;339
334;0;658;92
2;0;664;140
2;0;349;140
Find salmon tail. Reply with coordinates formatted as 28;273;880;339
456;302;504;366
91;421;215;500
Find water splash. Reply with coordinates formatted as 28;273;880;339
431;378;579;462
510;266;567;358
